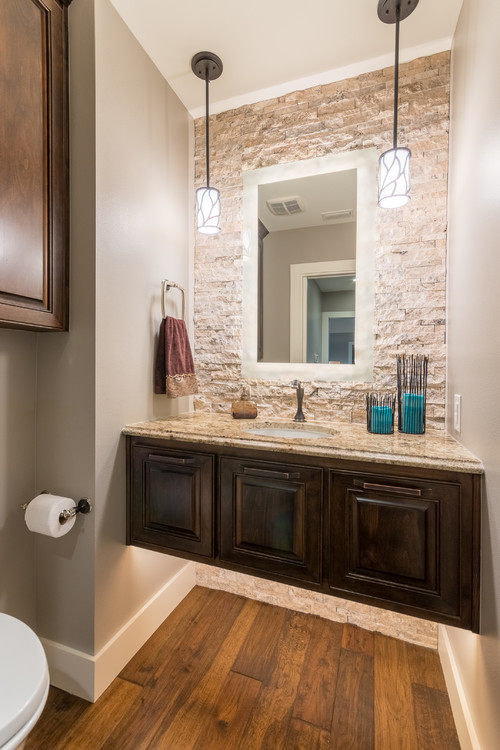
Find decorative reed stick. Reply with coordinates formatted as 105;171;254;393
397;354;429;434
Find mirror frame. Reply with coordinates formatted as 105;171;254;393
242;148;377;382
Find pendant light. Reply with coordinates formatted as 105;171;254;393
377;0;419;208
191;51;223;234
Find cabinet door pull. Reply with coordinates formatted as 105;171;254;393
148;454;196;465
243;467;301;480
354;480;422;497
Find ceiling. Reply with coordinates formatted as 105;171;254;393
258;170;357;231
109;0;463;117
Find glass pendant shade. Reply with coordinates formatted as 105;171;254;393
192;52;223;234
378;147;411;208
196;186;221;234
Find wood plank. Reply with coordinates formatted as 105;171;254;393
342;623;374;655
412;684;461;750
330;649;374;750
191;670;262;750
101;589;249;750
405;642;447;692
285;717;331;750
25;688;89;750
30;678;141;750
374;633;418;750
232;600;287;682
236;609;315;750
293;616;343;730
147;597;261;749
120;585;217;686
25;588;462;750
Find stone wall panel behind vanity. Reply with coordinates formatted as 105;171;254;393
193;52;450;426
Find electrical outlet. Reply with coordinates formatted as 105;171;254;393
453;394;462;433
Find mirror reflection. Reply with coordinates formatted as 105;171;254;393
306;273;356;364
258;169;357;364
242;149;377;382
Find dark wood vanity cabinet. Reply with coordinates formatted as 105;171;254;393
128;442;215;559
219;457;322;585
329;470;475;627
126;435;481;631
0;0;71;331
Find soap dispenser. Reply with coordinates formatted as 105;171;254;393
231;386;258;419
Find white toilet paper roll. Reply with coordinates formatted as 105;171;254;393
24;494;77;537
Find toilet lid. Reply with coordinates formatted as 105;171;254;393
0;614;49;746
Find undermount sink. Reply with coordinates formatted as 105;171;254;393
244;424;335;439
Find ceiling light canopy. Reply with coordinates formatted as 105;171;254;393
191;51;223;234
377;0;419;209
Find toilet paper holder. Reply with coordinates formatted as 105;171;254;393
59;498;93;525
21;494;93;525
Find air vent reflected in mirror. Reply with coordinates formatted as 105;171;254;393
321;209;354;222
266;195;305;216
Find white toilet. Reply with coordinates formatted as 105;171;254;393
0;614;49;750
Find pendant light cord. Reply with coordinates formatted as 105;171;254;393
205;70;210;188
393;3;401;150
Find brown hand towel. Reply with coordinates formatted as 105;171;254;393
154;317;199;398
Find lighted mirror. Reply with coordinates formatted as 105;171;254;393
242;148;377;382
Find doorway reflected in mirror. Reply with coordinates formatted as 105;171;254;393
306;274;356;365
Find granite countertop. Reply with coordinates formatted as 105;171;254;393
123;412;483;474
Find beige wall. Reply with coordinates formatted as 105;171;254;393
93;0;192;652
446;0;500;747
0;330;37;626
193;54;450;425
35;0;97;651
35;0;192;662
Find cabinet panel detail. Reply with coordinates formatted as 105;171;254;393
146;464;200;539
348;494;437;587
330;472;463;621
129;444;214;558
234;475;305;560
220;457;322;584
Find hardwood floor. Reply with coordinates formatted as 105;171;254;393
25;586;461;749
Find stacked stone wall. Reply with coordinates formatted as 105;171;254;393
193;52;450;427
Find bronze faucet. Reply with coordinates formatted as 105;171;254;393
291;381;319;422
291;380;306;422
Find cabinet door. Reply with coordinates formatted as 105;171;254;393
220;457;322;584
0;0;70;331
129;444;214;558
329;471;466;624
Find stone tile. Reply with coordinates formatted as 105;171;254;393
192;52;450;430
194;564;438;648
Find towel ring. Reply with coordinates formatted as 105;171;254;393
161;279;185;321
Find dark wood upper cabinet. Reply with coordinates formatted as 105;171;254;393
0;0;72;331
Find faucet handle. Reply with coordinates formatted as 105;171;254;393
291;379;300;388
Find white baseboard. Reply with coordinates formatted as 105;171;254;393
438;625;481;750
40;637;96;702
41;562;196;702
